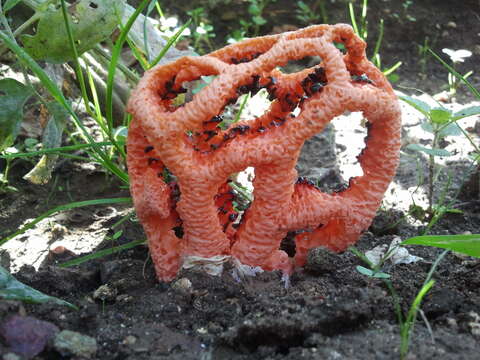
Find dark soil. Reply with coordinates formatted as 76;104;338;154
1;0;480;359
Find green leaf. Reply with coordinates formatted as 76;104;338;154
452;106;480;121
0;265;77;309
252;16;267;25
420;121;434;134
406;144;452;157
430;108;452;125
399;95;431;118
3;0;23;12
356;265;391;279
403;234;480;258
0;79;33;152
248;4;261;15
21;0;126;63
297;1;309;11
438;122;462;137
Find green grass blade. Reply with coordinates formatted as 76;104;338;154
383;61;402;76
348;2;359;37
372;18;383;63
234;92;250;124
0;142;119;159
106;0;151;133
126;36;150;70
149;19;191;68
60;0;91;114
0;198;132;246
60;239;146;268
403;234;480;258
400;279;435;358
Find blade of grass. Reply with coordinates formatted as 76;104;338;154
126;36;150;70
233;92;250;123
400;279;435;358
85;60;107;130
60;239;146;267
0;142;120;159
149;19;191;68
106;0;151;133
0;197;132;246
383;61;402;76
60;0;91;115
348;2;359;37
372;18;383;64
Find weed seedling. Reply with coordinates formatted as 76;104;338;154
348;0;401;78
400;94;480;221
295;0;328;25
351;245;448;359
187;7;215;53
441;48;473;96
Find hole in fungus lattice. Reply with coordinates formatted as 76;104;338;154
331;111;368;183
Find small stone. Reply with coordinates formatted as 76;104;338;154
447;21;457;28
122;335;137;346
196;327;208;334
50;224;67;240
116;294;134;303
53;330;97;357
305;247;339;274
0;315;59;359
93;284;118;302
446;317;458;329
171;278;192;296
467;311;480;337
2;353;21;360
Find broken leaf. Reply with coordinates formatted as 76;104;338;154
0;265;77;309
21;0;126;63
23;102;69;185
0;79;33;152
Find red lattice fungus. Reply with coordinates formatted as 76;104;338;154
127;24;401;281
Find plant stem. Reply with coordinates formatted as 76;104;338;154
427;132;439;213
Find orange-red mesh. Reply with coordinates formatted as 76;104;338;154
126;24;401;281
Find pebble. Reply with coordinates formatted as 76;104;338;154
122;335;137;346
53;330;97;357
93;284;118;302
2;354;21;360
171;277;193;297
467;312;480;337
305;246;339;274
116;294;134;303
0;315;59;359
